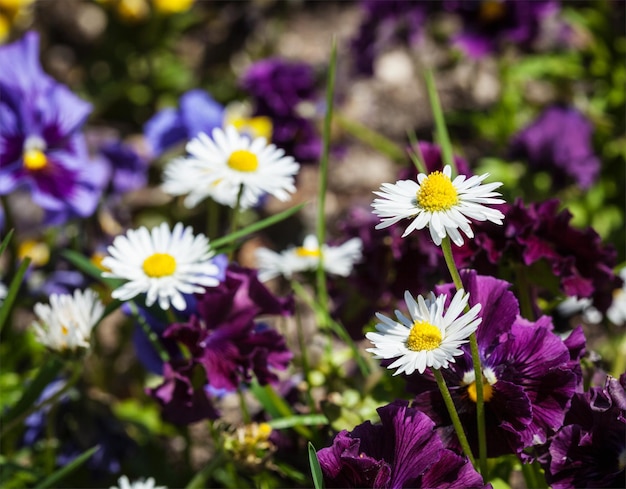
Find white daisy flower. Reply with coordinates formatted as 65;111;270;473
162;125;300;209
372;165;505;246
255;234;363;282
32;289;104;352
366;289;481;376
102;222;222;311
110;475;166;489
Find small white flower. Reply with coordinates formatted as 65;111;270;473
607;268;626;326
102;222;222;311
162;125;300;209
32;289;104;352
255;234;362;282
372;165;505;246
366;289;481;376
110;475;166;489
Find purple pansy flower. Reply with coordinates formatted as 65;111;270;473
444;0;558;58
406;271;583;457
146;359;221;425
317;400;486;488
0;31;107;225
143;89;224;157
349;0;435;76
241;58;321;163
510;105;601;189
99;140;149;195
399;141;472;180
540;373;626;488
147;264;293;424
455;198;621;315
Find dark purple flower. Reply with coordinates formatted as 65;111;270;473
99;140;149;194
241;58;321;163
444;0;558;57
350;0;434;76
0;31;107;225
143;89;224;157
333;205;444;337
407;271;583;457
541;374;626;489
399;141;472;180
455;198;621;314
147;264;293;424
146;360;220;425
510;106;600;189
317;400;485;488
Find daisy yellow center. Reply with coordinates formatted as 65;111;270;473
61;325;69;335
416;171;459;212
406;320;442;351
295;247;320;258
142;253;177;278
227;150;259;172
23;148;48;171
467;380;494;403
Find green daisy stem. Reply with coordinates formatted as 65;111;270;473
432;368;475;468
228;185;245;260
440;236;488;479
128;301;171;363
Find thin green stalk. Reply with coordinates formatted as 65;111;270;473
423;69;457;176
335;114;406;164
127;301;170;363
228;185;245;261
433;368;475;468
406;130;427;174
238;388;251;423
441;236;488;478
185;450;226;489
207;198;220;240
295;302;316;412
315;37;337;311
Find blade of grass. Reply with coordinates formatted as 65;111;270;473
267;414;328;430
424;69;457;176
0;229;14;256
308;442;325;489
34;445;99;489
0;257;31;335
210;203;305;251
315;37;336;315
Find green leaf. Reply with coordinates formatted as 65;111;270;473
62;250;123;289
34;445;99;489
308;442;324;489
267;414;328;430
0;256;30;335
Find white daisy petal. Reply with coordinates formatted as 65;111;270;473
366;289;481;376
254;234;363;282
102;222;222;311
32;289;104;352
162;125;300;209
371;164;505;246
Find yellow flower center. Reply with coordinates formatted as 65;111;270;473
142;253;177;278
416;171;459;212
230;116;273;140
227;149;259;172
467;380;494;403
295;247;321;258
61;325;69;335
480;0;506;22
406;320;442;351
23;148;48;171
